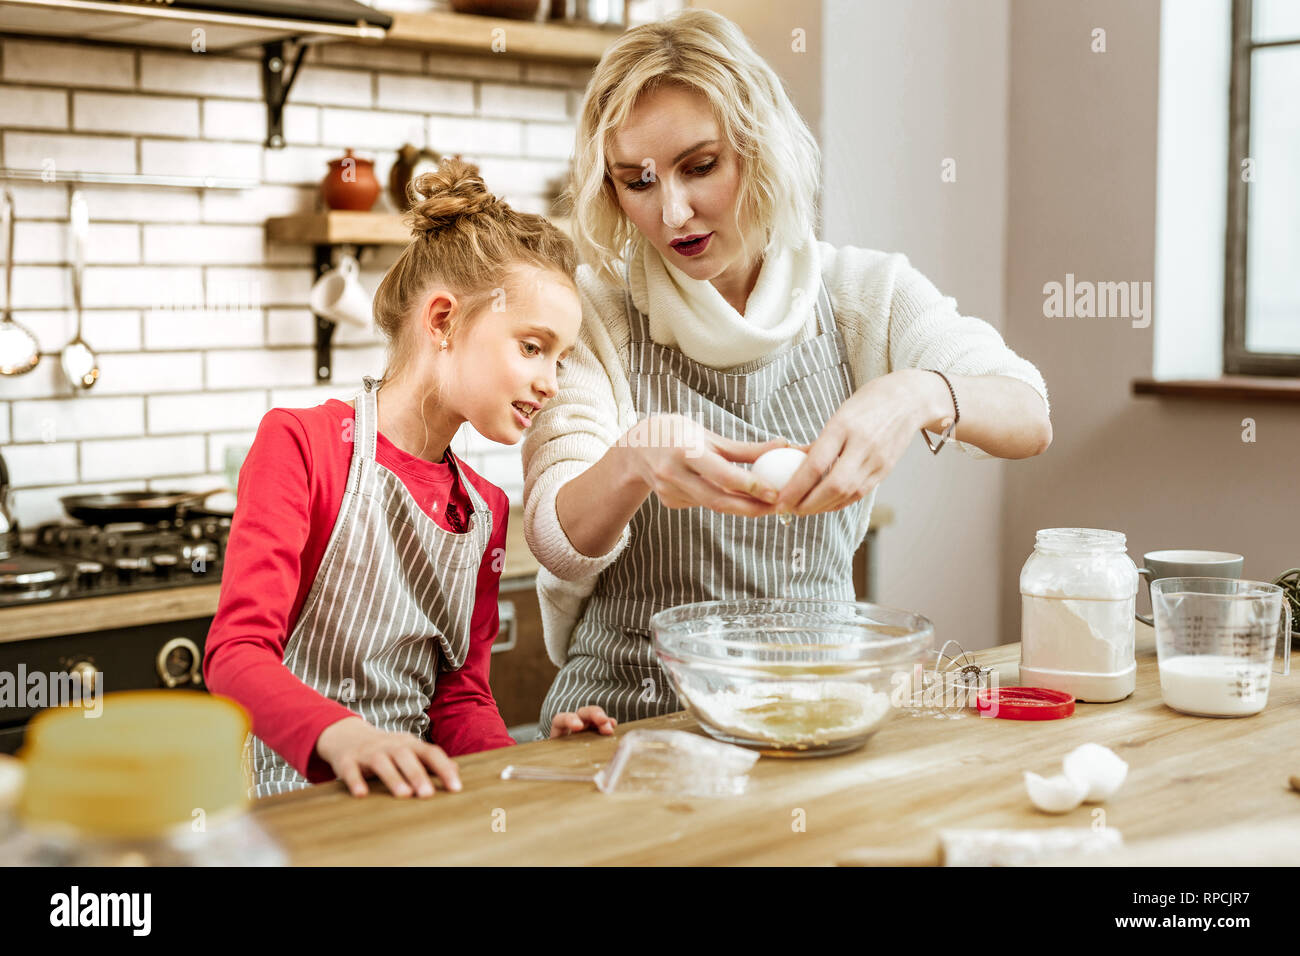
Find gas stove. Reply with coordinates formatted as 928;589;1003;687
0;516;229;608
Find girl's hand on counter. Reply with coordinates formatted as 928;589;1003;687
549;705;618;738
623;414;788;517
777;370;941;516
315;716;462;798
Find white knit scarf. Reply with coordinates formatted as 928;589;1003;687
625;231;821;369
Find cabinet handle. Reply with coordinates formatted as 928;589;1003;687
494;600;517;654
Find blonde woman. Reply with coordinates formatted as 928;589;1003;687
523;10;1052;734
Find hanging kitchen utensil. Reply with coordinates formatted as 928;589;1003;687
60;191;99;390
59;488;225;525
0;189;40;377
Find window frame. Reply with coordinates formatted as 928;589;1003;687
1224;0;1300;375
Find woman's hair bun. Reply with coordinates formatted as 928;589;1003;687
407;157;504;238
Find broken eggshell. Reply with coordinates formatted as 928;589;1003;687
1062;742;1129;802
1023;770;1088;814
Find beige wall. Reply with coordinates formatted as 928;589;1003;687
1001;0;1300;637
821;0;1013;650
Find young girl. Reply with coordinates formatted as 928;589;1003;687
205;159;615;800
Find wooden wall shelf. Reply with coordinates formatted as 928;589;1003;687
1132;376;1300;403
380;11;618;63
265;211;572;246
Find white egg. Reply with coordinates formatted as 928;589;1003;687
751;447;807;490
1023;770;1088;814
1061;743;1129;802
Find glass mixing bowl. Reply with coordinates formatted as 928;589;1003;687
650;599;934;757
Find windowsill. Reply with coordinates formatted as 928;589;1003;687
1132;376;1300;402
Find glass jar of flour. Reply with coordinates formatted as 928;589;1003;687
1020;528;1138;702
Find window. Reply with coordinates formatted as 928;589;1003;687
1224;0;1300;374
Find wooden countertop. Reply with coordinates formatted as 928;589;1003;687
250;625;1300;865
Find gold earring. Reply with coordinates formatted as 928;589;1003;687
440;339;448;351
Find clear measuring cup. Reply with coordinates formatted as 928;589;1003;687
1151;577;1292;717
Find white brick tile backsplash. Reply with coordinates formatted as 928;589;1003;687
0;408;9;445
522;122;576;160
320;107;427;150
317;44;424;74
144;308;264;350
205;348;315;389
470;156;568;198
81;435;207;482
139;53;260;98
73;92;200;138
12;222;140;265
270;384;358;408
4;183;67;219
140;139;262;180
79;311;143;352
200;185;314;224
377;74;474;115
4;132;135;175
147;390;266;434
2;40;133;89
79;185;201;223
11;396;145;443
88;351;204;395
479;84;568;121
0;87;68;130
81;266;204;310
200;101;318;145
263;145;339;185
267;308;380;347
208;430;257;475
428;115;521;156
291;65;373;107
11;310;141;354
10;266;69;309
3;441;77;487
205;267;312;308
329;345;387;384
143;224;265;265
0;360;62;399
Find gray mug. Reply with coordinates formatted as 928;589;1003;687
1135;549;1244;626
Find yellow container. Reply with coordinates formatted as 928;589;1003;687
19;690;250;839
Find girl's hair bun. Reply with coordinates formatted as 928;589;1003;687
407;157;503;238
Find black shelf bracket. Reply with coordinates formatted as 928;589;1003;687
262;40;309;150
313;244;337;383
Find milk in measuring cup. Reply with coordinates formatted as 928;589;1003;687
1159;655;1271;717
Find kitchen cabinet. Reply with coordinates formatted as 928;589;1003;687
250;624;1300;865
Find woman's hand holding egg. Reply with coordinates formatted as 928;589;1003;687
775;370;937;516
623;414;788;516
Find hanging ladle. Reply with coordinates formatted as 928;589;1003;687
60;190;99;390
0;189;41;377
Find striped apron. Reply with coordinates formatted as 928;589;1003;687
246;376;492;798
537;281;865;735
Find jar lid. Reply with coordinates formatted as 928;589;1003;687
1034;528;1127;552
18;691;250;839
976;686;1075;720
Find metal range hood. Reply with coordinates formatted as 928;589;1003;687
0;0;391;52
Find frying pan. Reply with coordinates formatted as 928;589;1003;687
60;488;227;524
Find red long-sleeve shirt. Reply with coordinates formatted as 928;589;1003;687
204;398;515;784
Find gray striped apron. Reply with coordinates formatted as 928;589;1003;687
537;280;865;735
246;375;492;798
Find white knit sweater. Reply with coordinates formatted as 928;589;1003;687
522;239;1050;665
